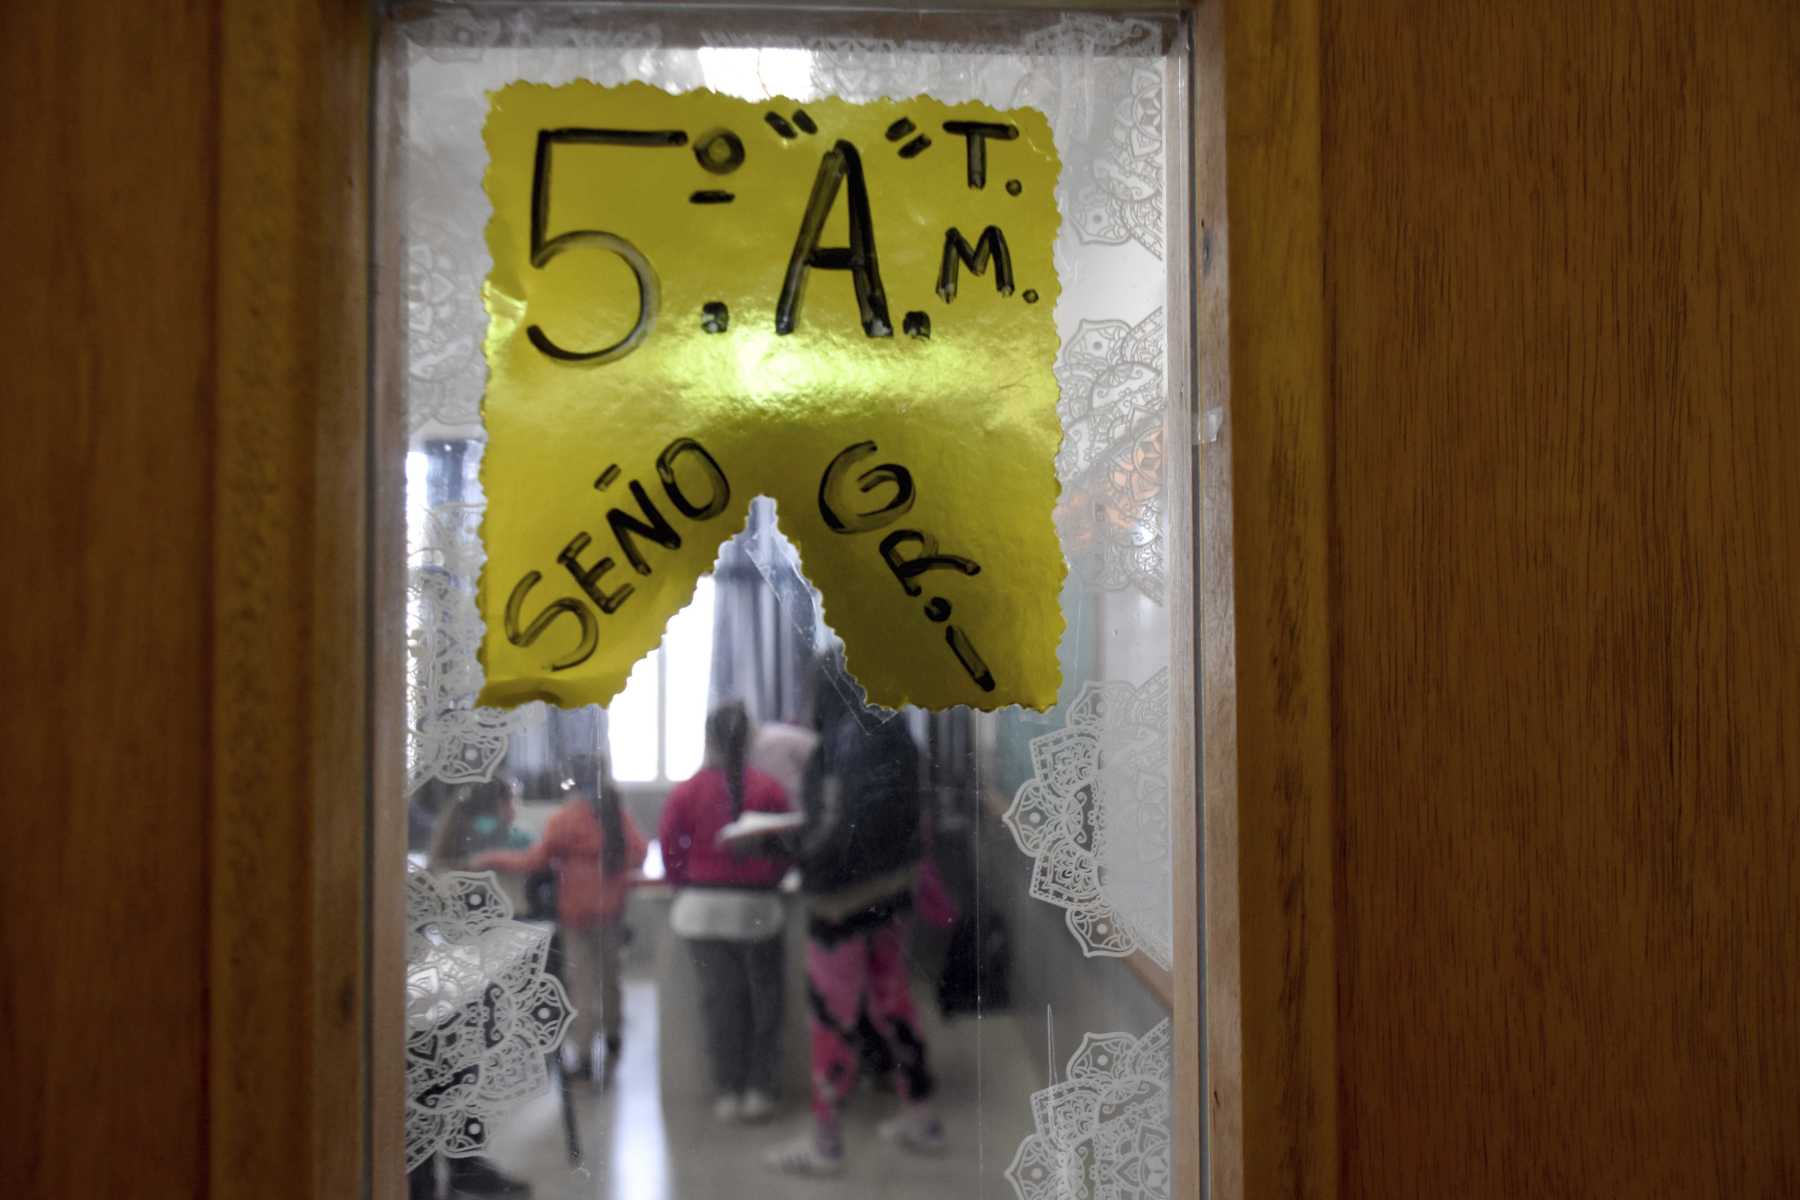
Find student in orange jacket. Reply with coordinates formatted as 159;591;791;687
476;751;646;1085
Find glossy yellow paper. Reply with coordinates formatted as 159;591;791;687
479;81;1064;710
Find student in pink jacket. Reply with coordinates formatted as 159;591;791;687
476;751;646;1086
658;702;793;1123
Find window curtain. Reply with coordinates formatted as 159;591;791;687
708;497;818;725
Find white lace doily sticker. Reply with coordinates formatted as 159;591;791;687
405;869;573;1170
407;502;544;794
1055;309;1167;601
1006;1018;1173;1200
1004;668;1173;969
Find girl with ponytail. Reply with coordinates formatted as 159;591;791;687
658;699;795;1123
475;744;646;1086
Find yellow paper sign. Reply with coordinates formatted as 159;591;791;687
478;81;1064;711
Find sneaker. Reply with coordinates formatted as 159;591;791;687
765;1133;845;1177
738;1090;776;1122
878;1110;948;1156
713;1093;742;1122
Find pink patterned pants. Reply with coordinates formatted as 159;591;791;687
805;913;934;1132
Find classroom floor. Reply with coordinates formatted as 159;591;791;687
476;956;1042;1200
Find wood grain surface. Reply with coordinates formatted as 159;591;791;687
1190;3;1247;1199
1216;1;1800;1196
209;4;369;1198
1320;3;1800;1194
3;5;217;1196
3;3;370;1197
1212;0;1344;1196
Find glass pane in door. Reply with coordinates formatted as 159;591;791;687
381;7;1196;1198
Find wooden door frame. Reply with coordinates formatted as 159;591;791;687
1195;1;1340;1198
208;3;376;1199
59;0;1795;1195
200;2;1339;1198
